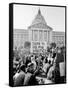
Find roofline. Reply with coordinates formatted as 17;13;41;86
53;31;65;33
14;28;27;30
28;23;53;30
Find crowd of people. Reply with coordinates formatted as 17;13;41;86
13;46;65;86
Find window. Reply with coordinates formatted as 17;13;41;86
33;30;38;41
48;31;50;42
44;31;47;41
39;30;43;41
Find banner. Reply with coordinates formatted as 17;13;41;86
31;41;47;53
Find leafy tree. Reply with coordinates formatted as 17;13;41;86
50;42;56;48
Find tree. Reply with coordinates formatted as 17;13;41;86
47;46;50;52
50;42;56;49
24;41;31;48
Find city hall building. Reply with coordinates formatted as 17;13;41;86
13;9;65;53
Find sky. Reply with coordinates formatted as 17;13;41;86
13;4;65;32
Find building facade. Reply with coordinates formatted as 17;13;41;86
52;31;65;47
13;29;29;48
13;9;65;53
28;9;53;53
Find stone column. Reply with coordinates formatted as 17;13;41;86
43;30;44;41
50;31;52;43
38;30;39;41
47;31;48;44
38;30;40;42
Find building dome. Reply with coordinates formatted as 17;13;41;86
28;8;52;30
31;8;47;25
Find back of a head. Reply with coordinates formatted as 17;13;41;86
20;64;26;72
49;60;51;64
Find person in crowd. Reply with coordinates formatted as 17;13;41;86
47;61;60;83
31;56;37;71
56;48;65;83
13;64;26;86
51;48;57;64
55;48;64;70
47;63;55;81
42;60;51;76
25;56;31;67
23;63;38;85
13;45;65;86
